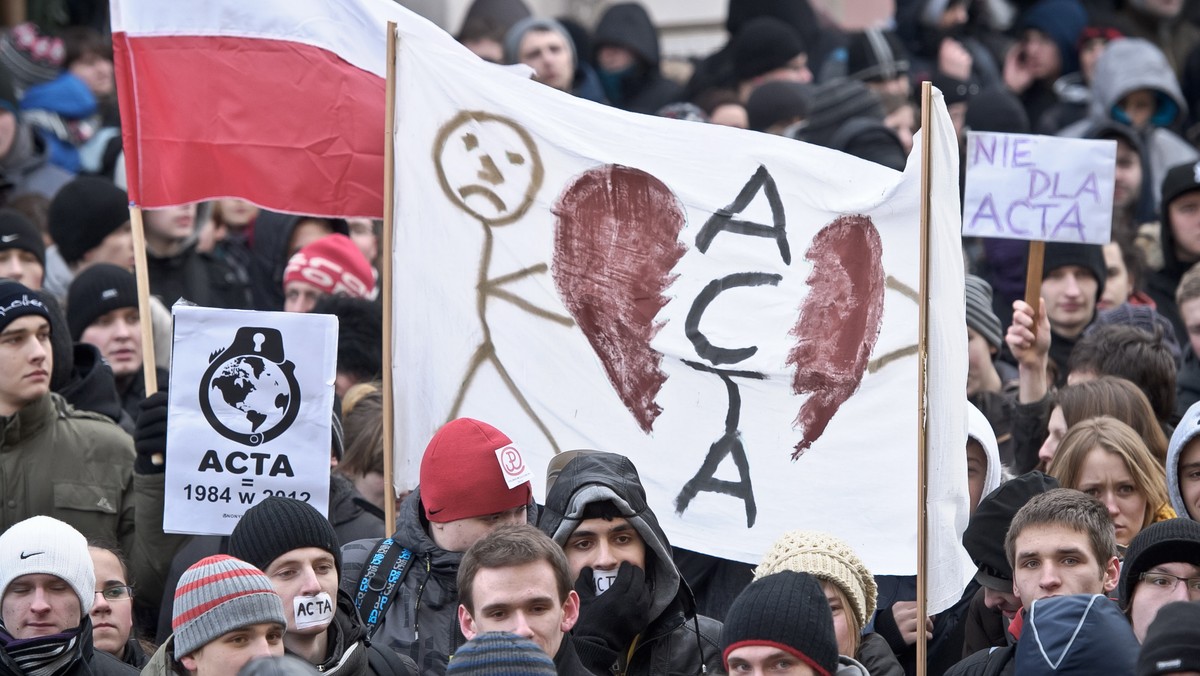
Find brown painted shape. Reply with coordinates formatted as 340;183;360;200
552;165;687;433
787;214;885;458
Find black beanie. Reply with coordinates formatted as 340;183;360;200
733;17;805;82
0;279;51;335
66;263;137;340
229;496;342;574
722;571;838;676
963;472;1059;589
48;177;129;265
746;80;812;132
964;87;1030;135
1161;160;1200;211
1137;601;1200;676
846;29;909;83
1118;518;1200;609
0;208;44;267
1041;241;1106;302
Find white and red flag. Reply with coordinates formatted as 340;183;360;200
110;0;465;217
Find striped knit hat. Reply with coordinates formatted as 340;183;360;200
172;555;286;658
448;632;556;675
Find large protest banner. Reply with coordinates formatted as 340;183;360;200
164;306;337;535
110;0;474;218
391;38;973;610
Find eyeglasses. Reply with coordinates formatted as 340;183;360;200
1138;572;1200;595
94;585;134;601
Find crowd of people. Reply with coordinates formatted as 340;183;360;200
5;0;1200;674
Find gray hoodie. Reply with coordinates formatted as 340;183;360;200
1166;400;1200;520
1059;38;1197;208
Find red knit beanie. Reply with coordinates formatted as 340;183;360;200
419;418;532;523
283;233;374;299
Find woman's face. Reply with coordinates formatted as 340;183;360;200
88;548;134;657
1074;447;1148;546
822;581;856;657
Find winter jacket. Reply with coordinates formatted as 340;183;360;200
856;632;905;676
1176;346;1200;426
539;452;724;676
141;636;183;676
0;120;74;202
118;638;149;669
301;590;418;676
1167;398;1200;520
553;633;599;676
1012;595;1138;675
328;472;385;543
0;618;140;676
19;72;98;173
591;3;682;115
251;211;349;311
1061;39;1198;213
339;488;535;675
56;343;135;434
146;241;251;310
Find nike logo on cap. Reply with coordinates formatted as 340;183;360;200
1;234;17;243
19;551;42;559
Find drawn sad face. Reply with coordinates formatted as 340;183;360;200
434;111;544;226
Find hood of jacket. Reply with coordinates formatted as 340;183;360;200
539;451;688;624
20;72;97;119
250;210;348;310
593;3;661;68
967;401;1003;497
56;343;125;425
1013;595;1138;675
1088;38;1187;127
1167;400;1200;518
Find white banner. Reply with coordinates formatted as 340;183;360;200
165;306;337;534
393;40;971;611
962;131;1116;244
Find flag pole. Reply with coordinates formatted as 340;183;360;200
915;80;933;676
129;204;162;464
380;21;399;535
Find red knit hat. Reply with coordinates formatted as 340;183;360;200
283;233;374;299
419;418;532;523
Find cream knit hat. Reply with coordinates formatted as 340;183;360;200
754;530;877;627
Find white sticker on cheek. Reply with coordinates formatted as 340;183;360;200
293;592;334;630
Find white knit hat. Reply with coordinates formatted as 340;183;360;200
754;530;877;627
0;516;95;614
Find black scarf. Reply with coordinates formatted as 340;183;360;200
0;622;84;676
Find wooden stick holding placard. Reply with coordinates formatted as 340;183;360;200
915;80;933;676
1024;240;1045;339
381;21;399;535
129;204;163;465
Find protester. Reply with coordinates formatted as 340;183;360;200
249;212;348;311
340;417;533;674
0;208;45;288
731;17;811;103
1068;324;1178;428
0;66;73;204
310;295;382;397
145;555;286;676
1048;416;1173;548
337;383;389;511
1167;400;1200;520
1035;376;1169;471
1151;161;1200;346
455;0;531;63
142;204;251;309
1118;518;1200;644
88;542;146;668
229;497;417;675
590;3;682;115
1136;600;1200;676
965;274;1016;463
44;176;132;299
1174;265;1200;416
504;18;605;103
456;524;591;675
0;516;138;675
539;451;723;675
282;234;374;314
1002;0;1087;128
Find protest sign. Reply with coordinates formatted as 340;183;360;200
391;37;972;612
164;306;337;535
962;131;1116;244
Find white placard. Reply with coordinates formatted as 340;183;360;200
962;131;1116;244
164;306;337;535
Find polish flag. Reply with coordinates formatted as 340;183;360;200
111;0;471;218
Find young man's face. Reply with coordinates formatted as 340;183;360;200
1112;139;1143;212
263;547;339;636
518;30;574;92
0;315;52;416
563;516;646;579
1120;89;1158;130
179;623;285;676
1128;561;1200;643
0;249;43;289
1;574;82;638
459;560;579;659
725;645;817;676
982;585;1021;622
1041;265;1098;339
283;280;324;314
1180;297;1200;361
80;307;141;379
1169;192;1200;262
1178;438;1200;520
1011;523;1118;605
1099;242;1131;311
429;505;528;553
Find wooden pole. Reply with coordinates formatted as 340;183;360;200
1024;240;1045;339
381;22;399;535
129;205;163;464
915;81;933;676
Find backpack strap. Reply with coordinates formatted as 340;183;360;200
352;538;414;641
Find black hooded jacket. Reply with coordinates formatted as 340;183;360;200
250;211;349;311
591;4;682;115
539;452;723;676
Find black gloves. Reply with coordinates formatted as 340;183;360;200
572;561;653;652
134;390;169;474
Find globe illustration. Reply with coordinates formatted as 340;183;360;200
206;355;293;437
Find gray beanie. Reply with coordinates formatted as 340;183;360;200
0;516;95;615
503;17;576;67
172;555;285;658
965;274;1003;349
